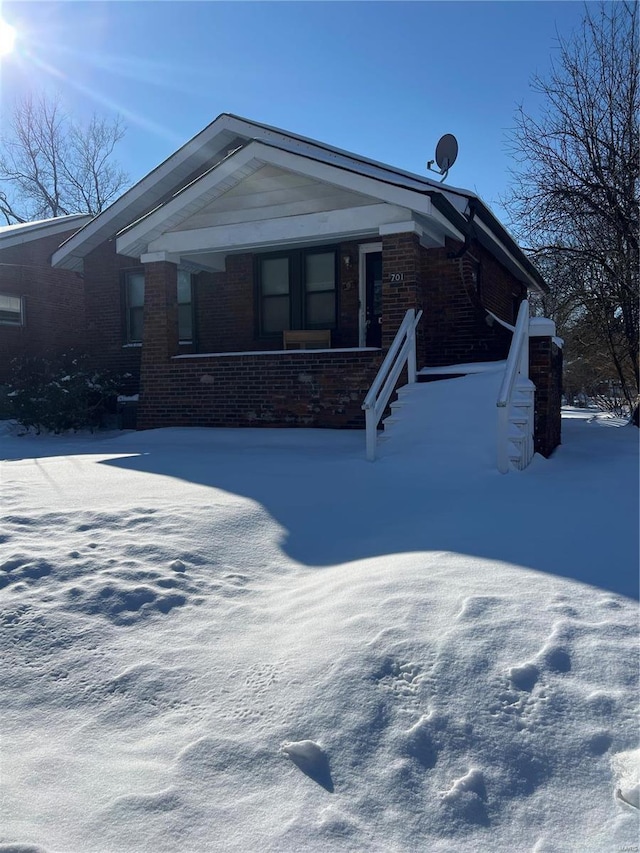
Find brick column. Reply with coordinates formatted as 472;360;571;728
141;260;179;365
529;319;563;457
380;229;422;352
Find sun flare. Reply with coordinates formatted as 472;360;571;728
0;17;16;57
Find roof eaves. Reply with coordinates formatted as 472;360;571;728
52;113;243;268
0;213;92;249
470;201;547;292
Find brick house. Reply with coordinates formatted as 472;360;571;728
0;214;91;385
48;114;560;459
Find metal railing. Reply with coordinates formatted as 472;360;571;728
362;308;423;461
497;299;532;473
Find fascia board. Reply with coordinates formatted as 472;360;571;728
473;216;545;292
116;145;264;257
472;203;547;292
225;114;478;202
0;214;92;251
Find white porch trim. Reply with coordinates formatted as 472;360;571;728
144;204;411;257
140;251;181;265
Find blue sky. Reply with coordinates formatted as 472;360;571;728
0;1;588;220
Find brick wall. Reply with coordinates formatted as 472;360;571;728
141;261;178;364
0;229;86;383
529;336;563;457
478;243;527;322
420;239;519;367
83;240;143;393
193;242;361;354
87;226;534;423
381;232;422;351
137;350;383;430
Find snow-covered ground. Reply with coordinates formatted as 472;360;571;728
1;374;638;853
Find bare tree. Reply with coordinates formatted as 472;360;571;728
505;2;639;411
0;92;129;224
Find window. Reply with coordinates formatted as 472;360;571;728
257;248;337;335
260;256;291;334
123;268;194;344
177;270;194;343
124;270;144;343
0;294;24;326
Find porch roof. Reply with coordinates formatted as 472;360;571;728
114;139;462;263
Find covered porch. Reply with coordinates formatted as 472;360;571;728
114;139;459;360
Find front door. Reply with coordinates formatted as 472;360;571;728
365;252;383;348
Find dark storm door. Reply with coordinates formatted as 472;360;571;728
365;252;383;348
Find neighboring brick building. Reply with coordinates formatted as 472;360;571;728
0;214;90;384
44;114;559;456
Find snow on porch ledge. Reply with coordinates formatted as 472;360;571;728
172;347;381;359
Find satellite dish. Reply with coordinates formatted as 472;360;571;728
435;134;458;172
427;134;459;181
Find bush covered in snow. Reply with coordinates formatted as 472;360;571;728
5;352;125;434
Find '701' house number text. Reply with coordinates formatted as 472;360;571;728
389;272;405;283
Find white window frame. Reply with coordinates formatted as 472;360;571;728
177;269;194;344
358;243;382;347
0;293;25;327
123;270;145;344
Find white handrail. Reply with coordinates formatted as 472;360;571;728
497;300;531;473
362;308;422;461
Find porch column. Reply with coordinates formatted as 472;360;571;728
141;255;179;364
380;228;423;355
529;318;563;457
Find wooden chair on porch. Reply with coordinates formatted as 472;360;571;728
283;330;331;350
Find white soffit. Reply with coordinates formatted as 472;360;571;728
116;141;459;258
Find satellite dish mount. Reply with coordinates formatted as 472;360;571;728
427;133;459;182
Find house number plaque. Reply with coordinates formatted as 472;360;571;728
390;272;405;283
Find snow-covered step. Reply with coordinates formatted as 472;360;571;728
418;360;507;378
377;368;535;473
382;415;402;428
509;441;528;470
